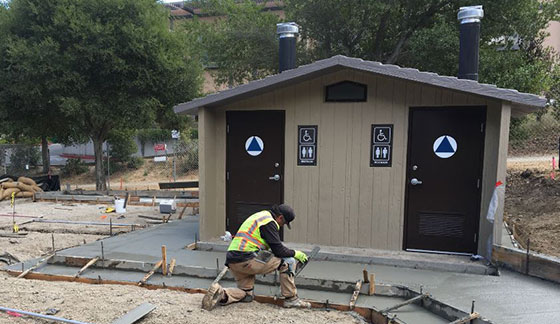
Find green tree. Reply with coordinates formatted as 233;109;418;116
0;1;77;173
183;0;281;87
1;0;202;189
399;0;560;95
197;0;559;103
286;0;461;64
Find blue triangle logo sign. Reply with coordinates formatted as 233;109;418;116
245;136;264;156
436;136;455;153
247;137;262;151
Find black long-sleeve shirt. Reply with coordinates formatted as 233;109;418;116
226;222;295;264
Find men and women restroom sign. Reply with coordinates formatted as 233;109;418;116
297;124;394;167
371;124;393;167
298;126;317;166
246;123;455;167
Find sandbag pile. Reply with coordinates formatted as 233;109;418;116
0;176;43;200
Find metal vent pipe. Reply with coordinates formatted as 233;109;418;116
457;5;484;81
277;22;299;73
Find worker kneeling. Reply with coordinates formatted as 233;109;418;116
202;204;310;310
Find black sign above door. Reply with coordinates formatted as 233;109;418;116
370;124;393;167
298;126;317;166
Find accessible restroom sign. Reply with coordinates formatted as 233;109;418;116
298;125;317;166
370;124;393;167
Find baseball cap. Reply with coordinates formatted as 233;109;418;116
272;204;295;229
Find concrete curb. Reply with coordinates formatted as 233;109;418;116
197;241;497;276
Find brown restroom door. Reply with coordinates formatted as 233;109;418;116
405;107;485;254
226;111;285;234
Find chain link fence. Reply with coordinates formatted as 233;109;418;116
174;139;199;177
509;109;560;157
0;144;43;175
0;133;199;191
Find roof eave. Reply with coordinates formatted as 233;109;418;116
173;55;547;115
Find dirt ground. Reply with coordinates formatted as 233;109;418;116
505;160;560;257
0;232;102;262
60;159;198;191
0;199;192;265
0;272;361;324
0;200;182;235
0;200;361;324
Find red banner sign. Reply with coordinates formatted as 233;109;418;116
154;143;166;151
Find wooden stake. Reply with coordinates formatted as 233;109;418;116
161;245;167;276
152;196;156;208
123;192;130;209
74;257;99;278
178;205;187;220
448;312;480;324
186;242;196;250
368;273;375;295
51;233;55;253
139;260;163;286
168;259;176;276
349;280;363;309
363;268;369;283
18;254;54;279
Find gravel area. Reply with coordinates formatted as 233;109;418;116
0;199;178;236
0;271;361;324
0;199;362;324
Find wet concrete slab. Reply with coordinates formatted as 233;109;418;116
10;219;560;324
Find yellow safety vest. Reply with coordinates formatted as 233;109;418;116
228;210;279;252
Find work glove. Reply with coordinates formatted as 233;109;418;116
294;250;308;263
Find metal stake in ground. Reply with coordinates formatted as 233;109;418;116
526;238;530;275
11;192;18;233
0;306;92;324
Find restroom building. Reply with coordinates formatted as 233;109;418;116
174;9;546;256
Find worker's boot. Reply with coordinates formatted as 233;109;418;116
240;293;254;303
283;297;311;309
202;283;225;310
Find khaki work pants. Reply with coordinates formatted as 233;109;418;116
223;257;296;304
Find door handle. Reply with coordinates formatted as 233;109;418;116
410;178;423;186
269;174;281;181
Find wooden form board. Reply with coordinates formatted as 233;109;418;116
493;245;560;284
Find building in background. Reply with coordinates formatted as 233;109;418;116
545;21;560;55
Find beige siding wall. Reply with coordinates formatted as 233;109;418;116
198;108;221;240
198;69;507;252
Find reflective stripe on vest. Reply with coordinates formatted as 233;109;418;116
228;210;279;252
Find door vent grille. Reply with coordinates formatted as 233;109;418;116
418;213;465;238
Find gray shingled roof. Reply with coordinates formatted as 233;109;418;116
174;55;546;115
